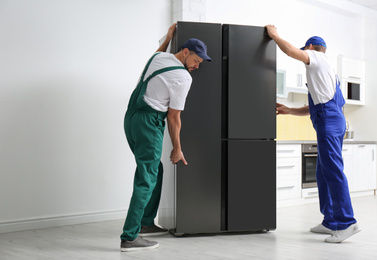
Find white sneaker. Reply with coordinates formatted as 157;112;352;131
325;223;361;243
310;223;334;234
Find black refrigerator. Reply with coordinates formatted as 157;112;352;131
159;21;276;235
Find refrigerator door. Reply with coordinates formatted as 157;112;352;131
227;140;276;231
223;24;276;140
160;21;223;234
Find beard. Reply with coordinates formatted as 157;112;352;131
184;62;195;72
183;57;195;72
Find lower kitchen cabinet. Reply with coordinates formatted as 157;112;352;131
342;144;355;191
277;142;376;206
276;144;301;201
348;144;376;192
343;144;377;193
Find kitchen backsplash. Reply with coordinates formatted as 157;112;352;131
276;114;316;140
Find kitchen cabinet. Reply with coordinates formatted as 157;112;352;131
276;70;286;98
342;144;354;191
276;144;301;201
276;52;307;97
276;142;376;207
337;55;366;106
351;144;376;192
343;144;376;193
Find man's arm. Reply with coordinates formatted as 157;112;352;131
156;23;177;53
276;103;310;116
265;25;310;65
167;107;188;165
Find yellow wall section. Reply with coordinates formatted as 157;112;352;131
276;115;317;140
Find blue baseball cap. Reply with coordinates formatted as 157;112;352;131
182;38;212;61
300;36;327;50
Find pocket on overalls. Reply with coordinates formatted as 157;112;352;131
151;114;165;131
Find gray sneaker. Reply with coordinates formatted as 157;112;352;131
139;225;169;236
120;236;159;252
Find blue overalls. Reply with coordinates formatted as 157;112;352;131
121;53;186;241
308;78;357;231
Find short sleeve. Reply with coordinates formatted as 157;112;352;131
167;77;192;111
306;50;318;68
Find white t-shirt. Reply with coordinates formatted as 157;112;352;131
142;52;192;112
305;50;336;105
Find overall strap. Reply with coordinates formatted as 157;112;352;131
144;66;186;84
140;52;161;81
131;66;187;111
335;74;340;87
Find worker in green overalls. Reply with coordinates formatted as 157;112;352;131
120;23;212;252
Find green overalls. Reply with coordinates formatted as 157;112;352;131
121;52;186;241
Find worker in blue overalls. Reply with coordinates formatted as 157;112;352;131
120;23;212;252
266;25;361;243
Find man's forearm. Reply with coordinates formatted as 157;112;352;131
167;114;182;151
290;106;310;116
156;23;176;53
272;35;298;58
156;37;171;53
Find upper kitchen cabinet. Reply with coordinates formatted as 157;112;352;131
276;51;308;98
337;55;366;106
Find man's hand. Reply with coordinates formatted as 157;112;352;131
166;23;177;42
167;108;188;165
265;24;310;65
265;24;279;40
156;22;177;53
276;102;290;115
276;103;310;116
170;149;188;165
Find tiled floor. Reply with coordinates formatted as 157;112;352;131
0;196;376;260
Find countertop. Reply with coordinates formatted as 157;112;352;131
277;140;377;144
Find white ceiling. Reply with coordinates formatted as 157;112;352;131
347;0;377;11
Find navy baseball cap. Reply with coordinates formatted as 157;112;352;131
182;38;212;61
300;36;327;50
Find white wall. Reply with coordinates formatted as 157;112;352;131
0;0;171;233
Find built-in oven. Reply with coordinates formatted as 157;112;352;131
302;144;318;188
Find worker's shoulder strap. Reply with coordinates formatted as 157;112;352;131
144;66;186;84
140;52;161;81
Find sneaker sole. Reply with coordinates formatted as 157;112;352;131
310;225;333;235
310;229;333;235
139;231;169;237
325;225;361;243
121;243;159;252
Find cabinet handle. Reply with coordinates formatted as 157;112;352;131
278;186;295;190
277;150;296;153
304;154;317;157
307;191;318;196
277;165;295;169
372;150;375;161
358;145;366;148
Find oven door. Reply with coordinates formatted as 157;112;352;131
302;153;317;188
